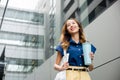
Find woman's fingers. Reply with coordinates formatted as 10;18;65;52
62;62;69;70
90;52;94;60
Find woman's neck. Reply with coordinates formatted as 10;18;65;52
71;33;79;44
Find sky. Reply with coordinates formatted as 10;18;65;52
0;0;39;10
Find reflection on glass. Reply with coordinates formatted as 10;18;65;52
0;31;44;48
0;7;44;25
0;0;45;80
81;0;117;27
6;64;32;72
5;58;44;73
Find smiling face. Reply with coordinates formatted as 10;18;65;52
60;18;86;43
66;19;80;35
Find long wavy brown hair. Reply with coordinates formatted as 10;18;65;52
60;18;86;49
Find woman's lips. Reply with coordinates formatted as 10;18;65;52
70;27;75;31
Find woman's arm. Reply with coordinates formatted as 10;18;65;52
54;51;69;71
88;52;94;71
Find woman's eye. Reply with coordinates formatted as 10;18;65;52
67;24;70;27
72;22;75;24
67;25;70;28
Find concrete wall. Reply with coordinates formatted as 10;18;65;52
25;1;120;80
25;54;57;80
84;0;120;80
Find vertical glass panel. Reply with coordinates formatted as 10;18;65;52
79;0;89;27
88;9;95;23
24;11;31;21
31;12;44;25
80;0;88;14
0;7;4;17
87;0;93;6
53;0;56;7
15;10;24;20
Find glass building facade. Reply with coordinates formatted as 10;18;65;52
0;0;45;80
79;0;117;27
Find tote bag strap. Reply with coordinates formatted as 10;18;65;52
62;49;69;63
63;49;67;56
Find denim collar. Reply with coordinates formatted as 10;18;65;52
69;38;81;45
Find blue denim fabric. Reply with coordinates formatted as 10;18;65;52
56;39;96;67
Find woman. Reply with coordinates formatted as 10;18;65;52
54;18;96;80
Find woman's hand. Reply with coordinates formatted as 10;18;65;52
89;52;94;71
88;64;94;71
61;62;69;70
90;52;94;60
54;62;69;71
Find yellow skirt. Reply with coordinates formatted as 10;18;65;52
66;66;91;80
